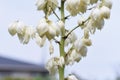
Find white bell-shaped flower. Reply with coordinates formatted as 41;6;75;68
81;38;92;46
46;21;60;40
46;57;58;74
36;0;58;15
100;6;110;19
65;31;77;46
78;46;87;57
91;8;102;21
102;0;112;9
46;57;64;74
66;0;80;16
22;27;36;44
74;39;84;52
78;0;88;13
36;0;46;10
22;27;31;44
73;38;89;57
16;21;26;35
35;33;46;47
36;18;49;37
8;21;17;36
65;49;82;65
96;19;104;30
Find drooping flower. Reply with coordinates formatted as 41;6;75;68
65;49;82;65
66;0;80;16
8;21;17;36
46;57;64;74
35;33;46;47
65;31;77;46
73;38;89;57
91;8;102;21
37;18;61;40
78;0;88;13
100;6;110;19
36;18;49;37
16;21;26;35
22;27;36;44
102;0;112;9
36;0;58;15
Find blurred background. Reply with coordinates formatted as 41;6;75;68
0;0;120;80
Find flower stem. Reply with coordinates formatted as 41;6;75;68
59;0;65;80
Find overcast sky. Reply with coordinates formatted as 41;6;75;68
0;0;120;79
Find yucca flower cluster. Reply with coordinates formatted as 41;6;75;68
8;0;112;80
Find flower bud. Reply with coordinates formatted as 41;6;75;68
49;42;54;54
8;21;17;36
81;38;92;46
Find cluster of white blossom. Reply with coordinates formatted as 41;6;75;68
8;0;112;79
46;56;64;74
8;21;36;44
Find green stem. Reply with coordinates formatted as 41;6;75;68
59;0;65;80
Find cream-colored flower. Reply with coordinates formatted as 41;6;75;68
91;8;102;21
22;27;36;44
46;57;64;74
36;0;58;15
74;39;84;52
45;21;60;40
102;0;112;9
46;57;58;74
66;0;80;16
81;38;92;46
78;46;87;57
16;21;26;35
73;38;88;57
100;6;110;19
35;33;46;47
36;18;49;37
65;31;77;46
78;0;88;13
65;49;82;65
8;21;17;36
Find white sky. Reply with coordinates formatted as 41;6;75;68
0;0;120;79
